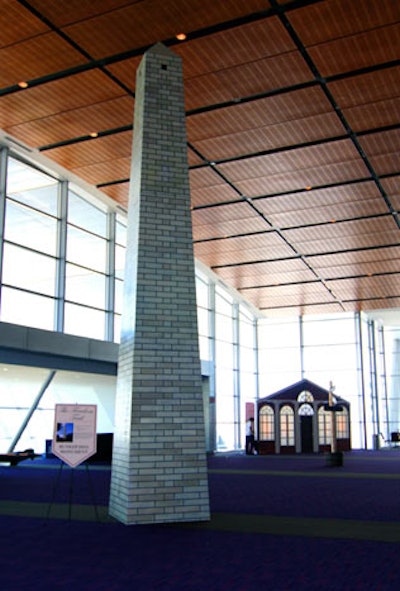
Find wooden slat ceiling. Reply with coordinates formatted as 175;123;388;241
1;0;399;317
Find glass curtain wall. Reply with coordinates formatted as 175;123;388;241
1;156;59;330
64;190;108;339
258;314;363;446
303;313;363;448
195;271;212;363
258;317;302;394
355;316;400;449
114;216;127;342
238;305;258;443
0;149;261;453
258;313;400;450
0;150;126;341
356;313;373;449
382;326;400;440
214;286;236;450
195;271;259;452
1;149;400;453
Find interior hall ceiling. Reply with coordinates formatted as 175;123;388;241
0;0;399;317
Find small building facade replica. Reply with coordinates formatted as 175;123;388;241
257;379;351;455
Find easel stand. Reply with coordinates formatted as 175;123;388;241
45;461;100;523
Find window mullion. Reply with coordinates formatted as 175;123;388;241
106;211;116;342
55;180;68;332
0;148;8;294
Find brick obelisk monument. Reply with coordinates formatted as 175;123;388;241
109;44;210;525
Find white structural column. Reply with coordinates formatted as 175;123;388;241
109;43;210;525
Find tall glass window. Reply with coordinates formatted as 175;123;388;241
318;407;332;445
64;190;108;339
196;272;211;362
215;286;236;450
259;405;274;440
302;314;359;393
280;405;294;446
336;407;349;439
358;314;373;449
239;305;257;442
0;154;125;341
384;328;400;438
258;317;301;394
1;157;59;329
114;215;127;343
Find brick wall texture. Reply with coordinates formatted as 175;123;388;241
109;43;210;525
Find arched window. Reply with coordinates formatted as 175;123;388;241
259;405;274;440
280;405;294;446
318;406;332;445
299;403;314;416
336;407;349;439
297;390;314;403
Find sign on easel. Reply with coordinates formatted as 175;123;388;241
52;404;97;467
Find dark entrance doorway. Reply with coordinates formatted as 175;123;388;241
301;416;313;453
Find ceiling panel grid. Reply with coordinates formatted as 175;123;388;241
0;0;398;317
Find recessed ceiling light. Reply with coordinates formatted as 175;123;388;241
176;33;187;41
305;186;312;191
18;81;29;89
89;132;99;138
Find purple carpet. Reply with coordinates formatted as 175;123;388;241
0;450;399;590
